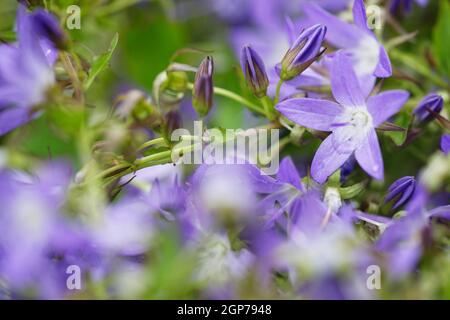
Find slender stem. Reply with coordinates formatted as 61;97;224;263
137;137;167;152
260;95;277;121
60;51;84;105
274;79;284;104
187;83;266;116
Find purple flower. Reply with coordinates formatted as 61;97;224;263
303;0;392;96
279;24;327;80
192;56;214;117
0;6;57;136
390;0;428;14
241;45;269;98
276;51;409;183
31;9;67;50
0;162;95;298
413;93;444;123
385;176;416;210
441;134;450;155
377;185;450;278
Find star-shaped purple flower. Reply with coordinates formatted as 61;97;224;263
276;51;409;184
303;0;392;96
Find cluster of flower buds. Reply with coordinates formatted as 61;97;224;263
279;24;327;81
192;56;214;117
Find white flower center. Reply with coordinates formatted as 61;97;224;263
332;107;373;153
350;36;380;77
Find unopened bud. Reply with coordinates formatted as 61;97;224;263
240;45;269;98
192;56;214;117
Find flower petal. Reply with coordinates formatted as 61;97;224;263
276;98;342;131
330;51;366;108
311;134;353;184
374;45;392;78
352;0;370;32
367;90;410;126
355;128;384;180
303;3;364;48
277;157;304;191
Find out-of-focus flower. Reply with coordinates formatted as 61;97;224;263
303;0;392;96
0;163;95;298
276;51;409;183
385;176;416;210
92;199;154;256
441;134;450;155
0;6;57;136
31;9;67;50
413;93;444;123
248;157;312;229
192;56;214;117
377;185;450;278
278;24;327;80
241;45;269;98
193;233;253;288
390;0;428;14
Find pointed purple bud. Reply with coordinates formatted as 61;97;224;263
385;176;416;210
413;93;444;123
441;134;450;155
192;56;214;117
165;109;182;135
31;9;68;50
240;45;269;98
279;24;327;80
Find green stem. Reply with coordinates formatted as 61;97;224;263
187;83;266;116
60;51;84;105
274;79;284;105
137;137;167;152
260;95;277;121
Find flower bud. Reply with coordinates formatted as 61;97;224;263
32;9;68;50
164;109;182;136
240;45;269;98
413;93;444;123
192;56;214;117
385;176;415;210
279;24;327;80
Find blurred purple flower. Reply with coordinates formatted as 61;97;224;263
31;9;67;50
413;93;444;123
441;134;450;155
377;185;450;278
385;176;416;210
390;0;428;14
0;6;58;136
0;162;96;298
276;51;409;183
303;0;392;96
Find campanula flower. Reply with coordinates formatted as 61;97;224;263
390;0;428;14
31;9;67;50
385;176;416;210
413;93;444;123
441;134;450;155
276;51;409;183
376;185;450;278
279;24;327;80
240;45;269;98
0;6;57;136
192;56;214;117
303;0;392;96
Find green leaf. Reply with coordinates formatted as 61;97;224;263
385;111;412;146
432;1;450;79
84;33;119;90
